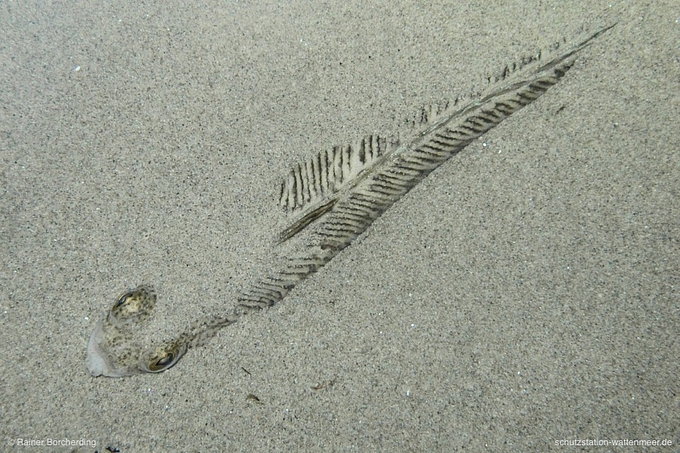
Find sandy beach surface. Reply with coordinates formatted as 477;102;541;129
1;1;678;451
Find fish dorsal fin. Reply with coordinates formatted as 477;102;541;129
277;135;399;243
276;24;615;245
312;24;616;251
278;134;399;213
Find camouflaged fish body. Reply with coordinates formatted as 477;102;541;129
87;25;614;377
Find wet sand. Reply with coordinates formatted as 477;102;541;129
1;1;678;451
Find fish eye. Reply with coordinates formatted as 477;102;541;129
109;285;156;321
114;291;133;308
147;352;177;372
143;342;186;373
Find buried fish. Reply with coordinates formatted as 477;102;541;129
87;24;615;377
